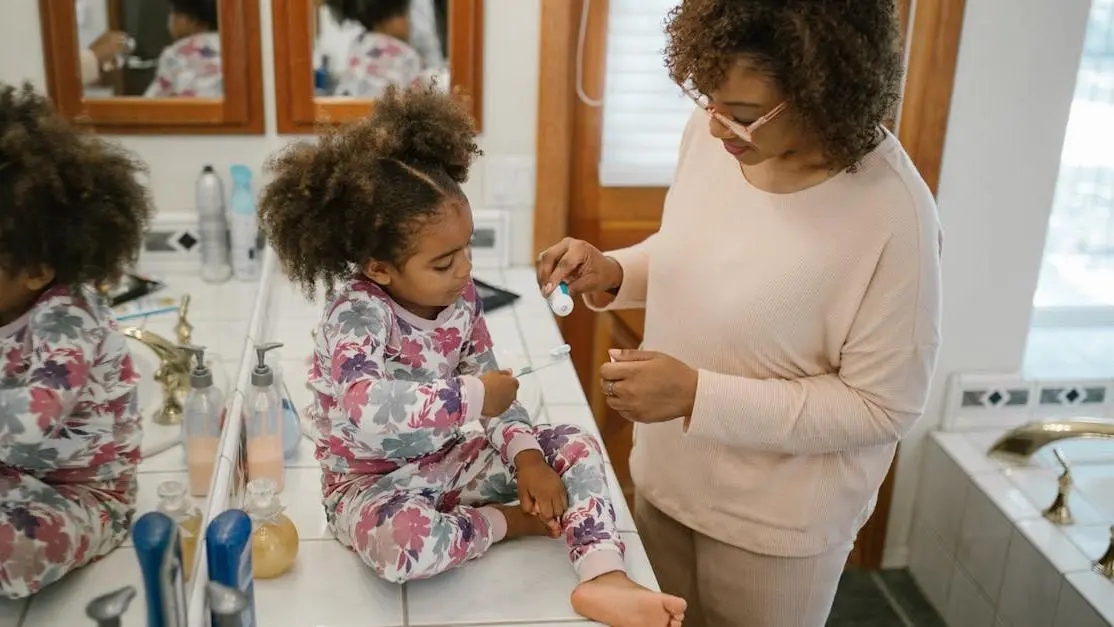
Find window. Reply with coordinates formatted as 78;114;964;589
1026;0;1114;377
598;0;693;187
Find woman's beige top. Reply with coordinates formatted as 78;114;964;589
590;110;942;557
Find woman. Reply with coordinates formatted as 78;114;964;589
537;1;942;626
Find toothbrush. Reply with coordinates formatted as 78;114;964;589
514;344;572;378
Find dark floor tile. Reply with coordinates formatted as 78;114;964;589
826;570;905;627
876;569;946;627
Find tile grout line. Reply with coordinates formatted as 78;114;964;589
401;581;410;627
871;572;917;627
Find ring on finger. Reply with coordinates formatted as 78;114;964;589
606;381;616;397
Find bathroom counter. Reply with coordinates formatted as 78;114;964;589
250;267;658;627
0;274;260;627
911;427;1114;627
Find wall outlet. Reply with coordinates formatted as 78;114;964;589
483;156;536;208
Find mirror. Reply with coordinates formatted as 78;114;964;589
40;0;263;133
312;0;448;98
76;0;223;99
274;0;483;133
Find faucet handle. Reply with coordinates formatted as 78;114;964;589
1052;447;1072;475
175;294;194;346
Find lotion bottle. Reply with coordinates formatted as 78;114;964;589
196;165;232;283
246;342;285;491
181;345;224;496
155;480;203;580
244;477;300;578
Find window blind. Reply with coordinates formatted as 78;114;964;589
599;0;694;187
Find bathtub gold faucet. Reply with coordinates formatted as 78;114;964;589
987;418;1114;464
1041;448;1074;526
121;295;195;426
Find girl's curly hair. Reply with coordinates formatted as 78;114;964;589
0;82;153;286
259;84;481;296
664;0;904;171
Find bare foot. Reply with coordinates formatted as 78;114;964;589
494;504;551;540
571;571;686;627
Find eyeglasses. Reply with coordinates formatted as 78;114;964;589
681;85;788;144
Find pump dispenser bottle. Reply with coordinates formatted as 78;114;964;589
246;342;285;491
181;345;224;496
155;480;203;579
244;477;299;578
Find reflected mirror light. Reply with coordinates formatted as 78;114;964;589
74;0;223;99
311;0;450;98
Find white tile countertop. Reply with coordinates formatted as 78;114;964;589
0;273;259;627
250;266;656;627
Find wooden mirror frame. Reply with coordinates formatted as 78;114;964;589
272;0;484;134
39;0;264;134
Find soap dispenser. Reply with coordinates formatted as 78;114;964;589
155;480;203;580
246;342;285;490
180;344;224;496
244;477;300;579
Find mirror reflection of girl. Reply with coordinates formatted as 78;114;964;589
144;0;222;98
0;83;154;599
258;85;687;627
323;0;425;98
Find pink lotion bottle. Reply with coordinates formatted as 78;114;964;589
245;342;285;491
181;345;224;496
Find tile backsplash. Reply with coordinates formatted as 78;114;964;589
943;372;1114;432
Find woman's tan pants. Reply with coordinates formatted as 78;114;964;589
635;494;851;627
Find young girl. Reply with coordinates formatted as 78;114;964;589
145;0;222;98
0;83;153;598
323;0;424;98
258;85;687;627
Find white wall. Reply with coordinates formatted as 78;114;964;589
882;0;1092;566
0;0;541;265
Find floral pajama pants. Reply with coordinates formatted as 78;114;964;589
0;470;134;599
327;423;625;583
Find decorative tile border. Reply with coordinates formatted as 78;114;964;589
943;371;1114;432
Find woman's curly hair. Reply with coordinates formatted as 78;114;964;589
0;82;153;286
664;0;904;170
259;84;481;297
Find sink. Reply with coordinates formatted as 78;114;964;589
129;345;182;458
128;342;229;459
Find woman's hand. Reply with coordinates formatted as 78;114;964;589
479;369;519;417
515;450;567;535
536;238;623;297
89;31;130;66
599;350;699;423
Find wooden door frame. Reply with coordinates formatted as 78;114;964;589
532;0;965;569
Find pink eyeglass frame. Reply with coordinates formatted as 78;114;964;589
682;85;788;143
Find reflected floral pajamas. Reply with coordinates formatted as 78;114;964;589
308;278;625;583
0;285;141;599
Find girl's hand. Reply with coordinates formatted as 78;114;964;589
599;350;699;424
536;238;623;297
515;450;568;532
479;369;519;417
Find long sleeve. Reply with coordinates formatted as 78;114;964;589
0;296;99;463
686;218;943;456
80;48;100;86
457;285;542;466
327;296;482;449
336;35;423;98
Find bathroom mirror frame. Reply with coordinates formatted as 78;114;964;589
272;0;484;134
38;0;265;134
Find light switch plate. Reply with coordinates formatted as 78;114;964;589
483;156;536;208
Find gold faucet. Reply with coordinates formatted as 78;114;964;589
1042;448;1075;525
987;418;1114;464
121;295;194;425
174;295;193;346
1096;526;1114;579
